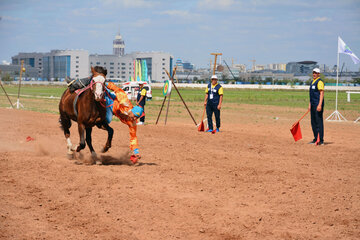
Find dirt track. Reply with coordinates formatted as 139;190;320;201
0;106;359;239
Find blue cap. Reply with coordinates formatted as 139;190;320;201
131;106;144;118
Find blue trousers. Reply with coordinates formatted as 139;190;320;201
310;104;324;142
206;103;220;130
105;90;116;124
139;103;145;123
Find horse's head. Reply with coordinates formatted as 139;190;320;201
91;66;107;101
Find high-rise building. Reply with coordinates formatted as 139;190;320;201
286;61;319;75
267;63;286;71
90;51;173;82
12;50;89;80
113;31;125;56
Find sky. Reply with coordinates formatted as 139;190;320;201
1;0;360;71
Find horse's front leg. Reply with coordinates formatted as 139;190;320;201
101;122;114;153
76;123;86;152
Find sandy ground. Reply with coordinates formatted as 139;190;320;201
0;105;359;240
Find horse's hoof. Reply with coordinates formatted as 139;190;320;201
96;160;102;165
67;152;74;160
102;145;110;153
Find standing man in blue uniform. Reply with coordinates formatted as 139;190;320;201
308;68;324;145
204;75;223;132
136;81;147;125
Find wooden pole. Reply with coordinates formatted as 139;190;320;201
165;69;197;126
155;96;167;125
211;53;222;75
16;60;25;109
0;76;14;108
164;91;172;125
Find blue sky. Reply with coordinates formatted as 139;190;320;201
1;0;360;71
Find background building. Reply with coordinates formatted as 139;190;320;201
113;31;125;56
11;52;45;77
267;63;286;71
12;50;89;81
0;64;39;80
286;61;319;75
90;51;173;82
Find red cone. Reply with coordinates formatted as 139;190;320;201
290;122;302;142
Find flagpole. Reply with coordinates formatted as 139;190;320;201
326;36;347;121
335;50;339;112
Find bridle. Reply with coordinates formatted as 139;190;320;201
91;73;106;101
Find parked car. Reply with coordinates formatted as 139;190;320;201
121;81;152;101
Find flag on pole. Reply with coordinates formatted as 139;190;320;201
338;36;360;64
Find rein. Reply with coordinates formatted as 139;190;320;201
73;79;109;118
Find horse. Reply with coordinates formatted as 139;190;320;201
59;66;113;163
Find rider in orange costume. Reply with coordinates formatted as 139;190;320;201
106;81;142;159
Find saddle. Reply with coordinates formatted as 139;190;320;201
66;77;93;93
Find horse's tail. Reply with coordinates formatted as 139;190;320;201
59;117;70;131
59;89;72;135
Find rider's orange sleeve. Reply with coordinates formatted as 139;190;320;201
107;82;138;151
107;82;133;116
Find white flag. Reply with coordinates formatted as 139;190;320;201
338;36;360;64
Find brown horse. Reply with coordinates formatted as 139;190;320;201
59;66;113;162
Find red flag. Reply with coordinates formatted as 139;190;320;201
315;133;320;145
198;106;206;132
290;122;302;142
198;121;205;131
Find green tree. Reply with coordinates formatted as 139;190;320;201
1;73;12;82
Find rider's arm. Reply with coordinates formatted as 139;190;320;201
106;81;122;93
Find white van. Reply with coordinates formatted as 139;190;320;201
121;81;152;101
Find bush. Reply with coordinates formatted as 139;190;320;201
1;73;13;82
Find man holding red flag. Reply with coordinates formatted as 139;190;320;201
308;68;325;145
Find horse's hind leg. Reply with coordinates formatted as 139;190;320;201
102;122;114;153
59;115;74;156
86;127;101;165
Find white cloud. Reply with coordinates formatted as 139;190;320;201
298;17;331;22
1;16;21;21
132;18;151;27
198;0;236;10
71;7;97;17
159;10;200;19
2;60;10;65
102;0;155;8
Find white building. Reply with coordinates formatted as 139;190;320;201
11;32;173;82
90;51;173;82
12;50;89;81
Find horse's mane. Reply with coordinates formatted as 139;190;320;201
94;66;107;76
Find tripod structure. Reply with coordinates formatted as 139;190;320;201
156;67;197;126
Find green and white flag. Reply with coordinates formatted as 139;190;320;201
338;36;360;64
